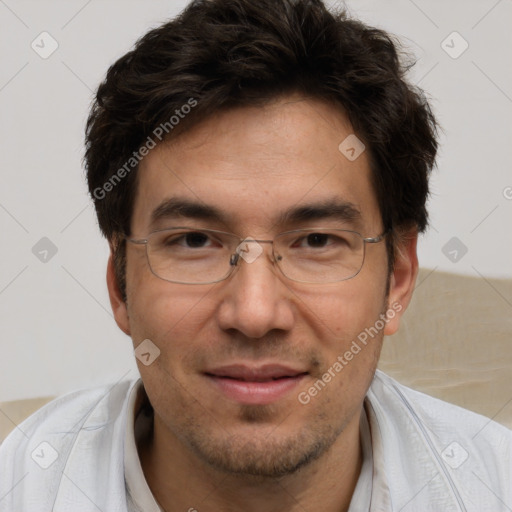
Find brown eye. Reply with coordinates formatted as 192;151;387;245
306;233;329;247
183;232;209;248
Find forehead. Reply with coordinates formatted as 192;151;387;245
132;96;381;235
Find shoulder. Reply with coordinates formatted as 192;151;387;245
0;378;140;511
1;378;138;451
368;370;512;509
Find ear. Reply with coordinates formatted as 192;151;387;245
384;229;419;336
106;249;131;336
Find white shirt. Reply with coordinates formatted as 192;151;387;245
1;370;511;511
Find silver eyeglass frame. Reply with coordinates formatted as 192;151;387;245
126;227;389;285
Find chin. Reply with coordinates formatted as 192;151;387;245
182;415;346;479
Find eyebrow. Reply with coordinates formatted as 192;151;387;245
277;200;362;227
150;198;227;227
148;197;362;230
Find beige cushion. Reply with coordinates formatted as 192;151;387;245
380;268;512;429
1;269;511;444
1;397;54;444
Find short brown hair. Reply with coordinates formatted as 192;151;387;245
85;0;438;299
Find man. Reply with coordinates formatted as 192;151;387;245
1;0;510;510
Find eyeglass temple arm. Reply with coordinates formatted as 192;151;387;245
126;238;148;245
363;230;389;244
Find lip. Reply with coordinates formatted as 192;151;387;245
204;364;308;405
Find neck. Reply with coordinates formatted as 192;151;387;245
138;407;364;512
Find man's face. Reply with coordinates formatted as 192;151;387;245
110;96;412;477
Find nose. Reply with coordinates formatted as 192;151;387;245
216;243;295;339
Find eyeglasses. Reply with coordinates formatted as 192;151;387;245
127;227;387;285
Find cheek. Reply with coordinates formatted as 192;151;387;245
128;283;215;338
126;284;219;409
126;274;222;379
296;282;386;348
295;287;386;402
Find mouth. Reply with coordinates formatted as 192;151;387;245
204;364;309;405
